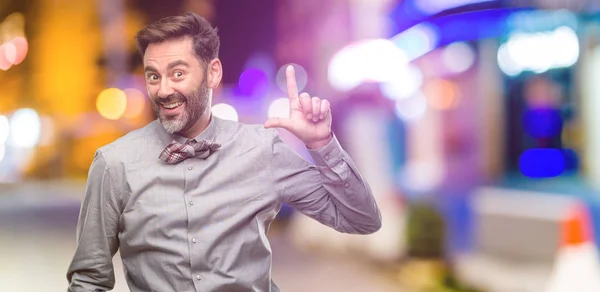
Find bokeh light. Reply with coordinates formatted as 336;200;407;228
391;23;439;61
423;79;461;110
497;26;579;76
3;42;17;64
379;64;423;101
0;12;27;71
8;108;41;148
212;103;239;122
0;44;12;70
442;42;476;74
519;148;566;178
276;63;308;94
328;39;410;92
238;68;270;97
268;98;290;119
327;44;364;91
395;91;428;121
10;37;28;65
96;88;127;120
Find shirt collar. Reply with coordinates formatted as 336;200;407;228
155;114;220;145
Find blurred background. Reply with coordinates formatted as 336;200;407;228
2;0;600;291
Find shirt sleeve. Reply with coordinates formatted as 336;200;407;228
270;130;382;234
66;150;121;291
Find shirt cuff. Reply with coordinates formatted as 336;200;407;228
307;134;344;167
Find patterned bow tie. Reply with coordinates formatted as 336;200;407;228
159;139;221;164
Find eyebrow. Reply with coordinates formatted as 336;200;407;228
144;60;190;73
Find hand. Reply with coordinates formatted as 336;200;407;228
264;65;333;149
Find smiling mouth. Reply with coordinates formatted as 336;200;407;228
162;101;184;109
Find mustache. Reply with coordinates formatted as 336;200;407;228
158;93;187;105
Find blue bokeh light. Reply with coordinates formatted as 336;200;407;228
237;68;270;97
519;148;566;178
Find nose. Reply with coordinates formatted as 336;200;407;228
157;79;175;99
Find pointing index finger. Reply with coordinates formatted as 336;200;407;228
286;65;299;100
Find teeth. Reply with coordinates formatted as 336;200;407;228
163;102;183;109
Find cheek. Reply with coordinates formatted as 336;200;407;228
146;85;158;98
171;82;195;96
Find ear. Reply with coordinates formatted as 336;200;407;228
206;58;223;89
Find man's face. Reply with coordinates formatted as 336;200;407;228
143;36;210;134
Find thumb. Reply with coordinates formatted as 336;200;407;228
264;118;294;130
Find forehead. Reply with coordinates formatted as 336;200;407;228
143;36;196;66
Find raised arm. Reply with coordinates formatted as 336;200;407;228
270;130;382;234
264;65;381;234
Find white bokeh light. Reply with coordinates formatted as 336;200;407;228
553;26;580;67
327;44;364;92
380;64;423;101
497;26;579;76
8;108;41;148
360;39;410;83
212;103;239;122
276;63;308;94
268;98;290;119
328;39;410;92
442;42;476;74
394;91;428;122
497;44;521;76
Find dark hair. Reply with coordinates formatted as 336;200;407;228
135;12;220;65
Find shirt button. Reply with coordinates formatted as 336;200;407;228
344;182;350;188
192;238;197;243
188;166;193;170
189;201;194;206
325;155;330;161
196;275;202;280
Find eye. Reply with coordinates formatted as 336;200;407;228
147;74;159;81
174;71;184;78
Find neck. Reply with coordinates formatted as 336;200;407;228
179;112;211;139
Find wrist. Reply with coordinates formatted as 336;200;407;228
306;133;333;149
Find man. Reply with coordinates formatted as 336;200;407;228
66;12;381;292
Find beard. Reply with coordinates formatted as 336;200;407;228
151;81;210;135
